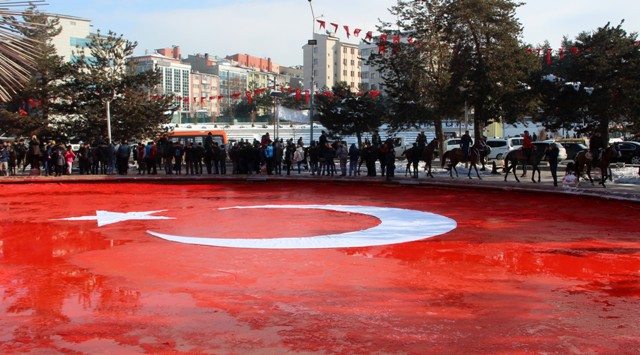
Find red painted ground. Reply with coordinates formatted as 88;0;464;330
1;182;639;353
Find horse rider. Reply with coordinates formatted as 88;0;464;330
589;131;603;167
522;130;534;162
460;130;472;162
371;130;382;148
416;130;427;151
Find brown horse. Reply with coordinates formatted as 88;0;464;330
503;146;544;183
573;149;594;185
402;145;421;178
441;146;482;179
597;145;621;187
421;138;438;178
574;145;621;187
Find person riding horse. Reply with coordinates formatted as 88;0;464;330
589;131;603;167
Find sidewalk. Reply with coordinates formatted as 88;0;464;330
3;162;639;203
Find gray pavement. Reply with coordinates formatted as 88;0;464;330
2;160;639;203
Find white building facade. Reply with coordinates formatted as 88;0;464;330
303;33;361;92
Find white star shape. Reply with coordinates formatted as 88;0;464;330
55;210;174;227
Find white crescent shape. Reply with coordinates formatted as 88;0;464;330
146;205;456;249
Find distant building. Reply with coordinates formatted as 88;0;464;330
302;32;361;92
359;42;384;92
130;49;192;123
47;13;93;62
227;54;279;73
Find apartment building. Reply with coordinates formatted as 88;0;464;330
302;32;362;92
130;49;192;123
359;42;384;92
48;14;93;62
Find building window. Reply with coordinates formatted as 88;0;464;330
351;48;355;54
343;70;347;76
343;59;347;65
343;47;347;53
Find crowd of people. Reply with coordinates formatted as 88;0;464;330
1;129;636;184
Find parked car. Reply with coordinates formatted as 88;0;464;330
612;141;640;165
443;138;464;154
560;142;588;161
485;138;522;160
532;141;567;161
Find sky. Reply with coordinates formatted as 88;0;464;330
40;0;640;67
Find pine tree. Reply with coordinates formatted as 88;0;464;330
536;22;640;142
315;82;383;147
58;30;173;143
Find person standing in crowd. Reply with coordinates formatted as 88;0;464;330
16;138;27;172
28;135;41;172
348;143;360;176
284;139;296;175
78;142;90;175
106;139;116;175
136;142;146;175
185;142;195;175
195;142;205;175
64;144;76;175
545;142;560;187
145;141;157;175
0;141;9;176
323;142;336;176
116;140;130;175
8;141;17;176
461;130;472;162
173;141;184;175
218;144;227;175
335;141;348;176
308;141;319;176
53;142;65;177
384;138;396;181
273;141;283;175
294;143;306;174
264;141;274;175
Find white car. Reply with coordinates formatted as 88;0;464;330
443;138;465;154
485;138;522;160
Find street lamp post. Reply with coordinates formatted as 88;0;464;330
106;100;112;143
308;0;316;144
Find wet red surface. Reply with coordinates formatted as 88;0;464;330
1;182;639;353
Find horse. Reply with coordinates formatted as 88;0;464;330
573;145;621;187
573;149;594;185
402;145;421;178
597;145;621;187
441;146;482;179
421;138;438;178
503;146;544;183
